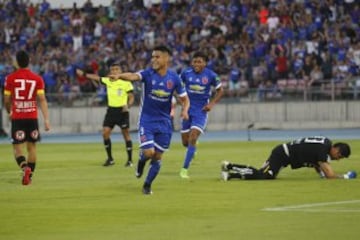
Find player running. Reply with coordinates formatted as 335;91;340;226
179;51;223;179
221;136;356;180
109;45;190;194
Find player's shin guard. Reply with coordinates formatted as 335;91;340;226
144;160;161;186
183;145;196;169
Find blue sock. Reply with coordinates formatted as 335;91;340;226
183;145;196;169
145;160;161;186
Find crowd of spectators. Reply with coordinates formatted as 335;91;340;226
0;0;359;104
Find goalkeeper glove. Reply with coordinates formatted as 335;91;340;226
343;171;357;179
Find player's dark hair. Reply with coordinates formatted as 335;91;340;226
193;51;208;62
16;50;30;68
153;45;172;56
334;142;351;158
111;61;121;67
106;58;121;68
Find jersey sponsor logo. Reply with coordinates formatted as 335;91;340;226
151;89;170;98
189;84;205;91
15;130;25;141
31;130;39;140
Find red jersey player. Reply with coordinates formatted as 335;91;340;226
4;50;50;185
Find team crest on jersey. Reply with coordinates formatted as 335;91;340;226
31;130;39;140
202;77;208;84
166;80;173;89
15;130;25;141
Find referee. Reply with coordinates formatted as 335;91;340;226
76;62;134;167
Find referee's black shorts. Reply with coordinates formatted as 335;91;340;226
103;107;130;129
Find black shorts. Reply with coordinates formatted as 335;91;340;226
259;144;290;178
11;119;40;144
103;107;130;129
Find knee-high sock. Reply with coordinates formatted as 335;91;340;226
125;140;132;162
145;160;161;186
182;145;196;169
16;156;27;169
104;138;112;159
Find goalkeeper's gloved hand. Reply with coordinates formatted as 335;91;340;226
343;171;357;179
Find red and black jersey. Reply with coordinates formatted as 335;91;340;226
4;68;45;119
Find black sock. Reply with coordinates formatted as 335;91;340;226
126;140;132;162
16;156;27;169
28;162;36;172
104;138;112;159
28;162;36;179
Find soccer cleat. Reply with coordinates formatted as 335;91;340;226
221;161;230;171
124;161;133;167
142;184;153;195
179;168;190;179
135;160;146;178
103;158;115;167
221;171;229;181
22;167;32;185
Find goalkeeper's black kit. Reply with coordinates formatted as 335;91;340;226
227;136;332;179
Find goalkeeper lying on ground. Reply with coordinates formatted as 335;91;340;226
221;136;356;180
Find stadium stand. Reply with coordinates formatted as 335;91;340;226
0;0;359;105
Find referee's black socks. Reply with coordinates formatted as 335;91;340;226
104;138;113;159
126;140;132;162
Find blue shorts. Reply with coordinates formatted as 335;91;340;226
138;119;173;153
181;111;208;133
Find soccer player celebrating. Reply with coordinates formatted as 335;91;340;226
179;52;223;179
221;136;356;180
110;45;190;194
76;62;135;167
4;50;50;185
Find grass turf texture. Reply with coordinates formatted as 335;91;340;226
0;140;360;240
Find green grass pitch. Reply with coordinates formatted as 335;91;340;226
1;140;360;240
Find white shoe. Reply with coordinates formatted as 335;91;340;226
221;171;229;181
221;161;230;171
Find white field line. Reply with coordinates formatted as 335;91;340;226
263;200;360;212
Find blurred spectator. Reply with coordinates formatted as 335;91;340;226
257;79;281;101
42;62;57;102
0;0;358;103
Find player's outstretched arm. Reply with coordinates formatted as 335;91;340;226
109;72;141;82
76;69;100;82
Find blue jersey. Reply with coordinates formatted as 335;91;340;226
180;67;221;114
138;68;186;122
